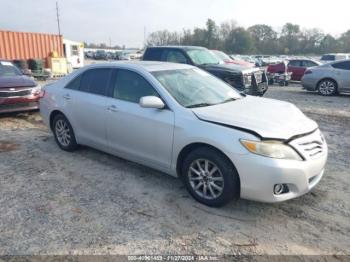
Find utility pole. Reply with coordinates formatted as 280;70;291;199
56;1;61;35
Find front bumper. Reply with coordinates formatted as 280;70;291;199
0;96;40;114
231;136;328;203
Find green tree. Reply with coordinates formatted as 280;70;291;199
225;27;254;54
248;24;277;54
206;18;218;48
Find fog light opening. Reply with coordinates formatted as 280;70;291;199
274;184;289;195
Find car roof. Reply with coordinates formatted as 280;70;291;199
147;45;207;51
83;61;194;72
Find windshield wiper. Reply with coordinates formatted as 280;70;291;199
220;97;238;104
186;102;214;108
199;62;219;66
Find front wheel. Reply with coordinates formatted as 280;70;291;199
318;79;337;96
53;114;78;151
182;147;240;207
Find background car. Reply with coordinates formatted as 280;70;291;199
320;53;350;63
94;50;108;60
210;50;255;68
0;60;41;113
267;59;321;82
142;46;268;96
302;59;350;95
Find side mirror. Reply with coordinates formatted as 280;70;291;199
139;96;165;109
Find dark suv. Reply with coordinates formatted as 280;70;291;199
142;46;268;96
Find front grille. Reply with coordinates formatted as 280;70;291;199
243;74;252;86
289;129;326;160
0;89;32;98
0;102;38;110
254;72;263;83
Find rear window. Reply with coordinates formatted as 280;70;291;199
79;68;112;95
143;48;163;61
332;61;350;70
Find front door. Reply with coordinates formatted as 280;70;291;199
105;69;175;169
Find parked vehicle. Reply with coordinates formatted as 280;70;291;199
40;61;327;207
143;46;268;96
94;50;108;60
210;50;255;68
63;39;84;69
84;51;95;59
0;60;41;113
320;53;350;63
302;59;350;96
267;59;321;82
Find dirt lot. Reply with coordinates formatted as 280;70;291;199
0;84;349;256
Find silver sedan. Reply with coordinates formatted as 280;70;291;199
40;62;327;207
302;59;350;96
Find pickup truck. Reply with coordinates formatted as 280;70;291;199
142;46;268;96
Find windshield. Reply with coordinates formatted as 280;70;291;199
152;68;242;108
186;49;220;65
0;61;22;77
321;55;335;61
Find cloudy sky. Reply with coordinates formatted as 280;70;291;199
1;0;348;47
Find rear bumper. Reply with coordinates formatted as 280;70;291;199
0;96;40;114
301;77;318;91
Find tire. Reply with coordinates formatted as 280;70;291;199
52;114;78;151
317;79;337;96
181;147;240;207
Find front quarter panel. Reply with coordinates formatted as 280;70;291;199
171;110;257;175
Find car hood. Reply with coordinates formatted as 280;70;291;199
200;63;259;74
192;96;318;140
0;75;36;88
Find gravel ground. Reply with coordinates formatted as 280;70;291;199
0;84;349;256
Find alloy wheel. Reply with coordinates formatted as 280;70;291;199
319;80;335;95
188;159;224;200
55;119;71;147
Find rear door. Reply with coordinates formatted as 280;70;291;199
288;60;304;81
331;61;350;91
62;68;112;147
104;69;175;169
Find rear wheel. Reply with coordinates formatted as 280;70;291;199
318;79;337;96
182;147;240;207
53;114;78;151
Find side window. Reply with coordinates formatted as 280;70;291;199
80;68;111;95
289;60;301;67
65;74;82;90
332;61;350;70
163;50;188;64
302;60;317;67
112;69;158;103
71;45;79;56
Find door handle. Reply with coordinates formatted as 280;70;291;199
107;105;118;112
63;94;71;100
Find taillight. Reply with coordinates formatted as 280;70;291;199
39;90;46;98
304;70;313;75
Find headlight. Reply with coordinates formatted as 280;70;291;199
240;139;302;161
31;85;42;95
